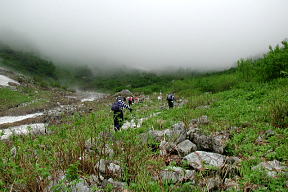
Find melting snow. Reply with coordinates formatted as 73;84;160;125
0;74;19;86
78;91;106;102
0;112;44;125
0;123;47;140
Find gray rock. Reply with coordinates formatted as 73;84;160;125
224;178;240;191
183;151;226;170
252;160;288;177
159;141;177;156
148;129;171;142
85;140;114;157
206;176;222;191
95;159;122;179
176;140;197;157
189;132;212;151
102;178;126;191
211;134;229;154
226;156;242;164
10;146;17;158
71;179;91;192
172;122;185;131
45;172;91;192
159;166;196;183
265;129;275;137
149;128;185;144
114;89;133;96
198;115;209;124
88;174;104;185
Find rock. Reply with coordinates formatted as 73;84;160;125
198;115;209;124
71;179;91;192
103;144;114;158
189;129;229;154
159;166;196;184
95;159;122;179
45;172;92;192
114;89;133;97
10;146;17;158
102;178;126;191
252;160;288;177
172;122;185;131
159;141;177;156
183;151;226;170
176;140;197;157
205;176;222;191
211;134;229;154
8;82;19;87
189;132;212;151
226;156;241;164
224;178;240;191
85;139;95;150
265;129;275;137
88;174;104;185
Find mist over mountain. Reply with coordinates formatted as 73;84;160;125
0;0;288;72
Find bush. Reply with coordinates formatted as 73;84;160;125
237;40;288;82
269;99;288;128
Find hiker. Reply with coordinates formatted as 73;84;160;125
128;96;134;106
111;97;132;131
167;93;175;108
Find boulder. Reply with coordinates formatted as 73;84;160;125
183;151;226;170
159;141;177;156
159;166;196;184
211;134;229;154
189;132;212;151
189;130;229;154
148;122;187;144
176;140;197;157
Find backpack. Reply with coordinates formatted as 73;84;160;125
167;94;174;101
111;102;121;111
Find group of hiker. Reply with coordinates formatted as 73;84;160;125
111;93;176;131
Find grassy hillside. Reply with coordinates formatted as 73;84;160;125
0;41;287;191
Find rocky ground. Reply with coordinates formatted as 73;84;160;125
1;68;287;191
0;68;108;140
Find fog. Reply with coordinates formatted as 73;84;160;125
0;0;288;71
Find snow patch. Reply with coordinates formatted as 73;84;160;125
0;74;19;86
0;112;44;125
78;91;106;102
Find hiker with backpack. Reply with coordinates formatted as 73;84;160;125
128;96;134;106
111;97;132;131
167;93;175;108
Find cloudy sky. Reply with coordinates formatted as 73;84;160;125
0;0;287;71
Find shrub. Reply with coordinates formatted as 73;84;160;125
269;99;288;128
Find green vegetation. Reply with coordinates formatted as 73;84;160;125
0;41;287;191
0;88;32;111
